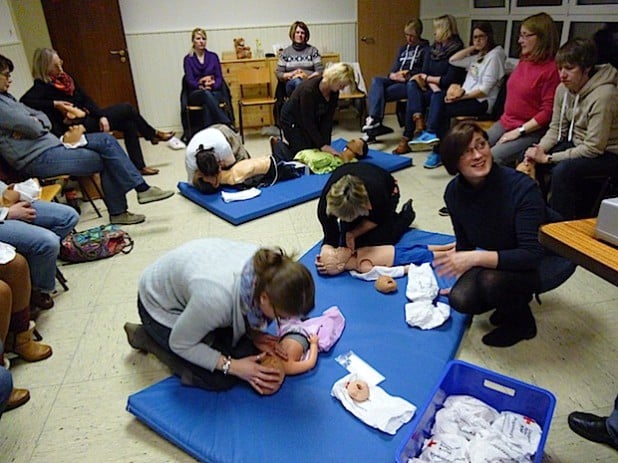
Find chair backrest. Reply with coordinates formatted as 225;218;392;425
238;67;272;99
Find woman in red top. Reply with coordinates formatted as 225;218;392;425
487;12;560;167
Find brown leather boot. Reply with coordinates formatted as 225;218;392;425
6;388;30;411
413;113;425;138
9;321;52;362
392;137;411;155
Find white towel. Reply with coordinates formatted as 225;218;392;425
331;373;416;435
405;300;450;330
406;263;439;301
220;188;261;202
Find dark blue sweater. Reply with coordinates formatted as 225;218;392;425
444;164;546;271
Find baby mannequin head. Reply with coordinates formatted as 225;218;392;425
341;138;368;163
375;275;397;293
0;188;20;207
318;246;353;275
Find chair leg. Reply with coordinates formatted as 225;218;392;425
76;177;103;218
56;267;69;291
239;102;245;143
186;107;193;140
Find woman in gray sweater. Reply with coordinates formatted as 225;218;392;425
126;238;315;395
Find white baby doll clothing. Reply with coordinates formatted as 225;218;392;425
404;263;450;329
277;305;345;354
330;373;416;435
350;265;406;281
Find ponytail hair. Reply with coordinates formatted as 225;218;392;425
252;248;315;317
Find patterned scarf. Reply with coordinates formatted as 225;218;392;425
239;258;268;330
430;37;462;62
50;71;75;96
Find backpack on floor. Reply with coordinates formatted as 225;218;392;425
59;224;133;263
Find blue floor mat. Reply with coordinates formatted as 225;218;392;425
177;137;412;225
126;229;468;463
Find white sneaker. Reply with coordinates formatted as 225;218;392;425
166;136;186;150
362;116;379;132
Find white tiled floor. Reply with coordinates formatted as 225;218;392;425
1;113;616;462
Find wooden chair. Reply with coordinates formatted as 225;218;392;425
336;62;367;130
237;66;277;143
181;77;234;142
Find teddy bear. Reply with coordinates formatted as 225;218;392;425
233;38;252;59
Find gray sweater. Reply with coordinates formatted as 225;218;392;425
0;93;62;170
138;238;258;371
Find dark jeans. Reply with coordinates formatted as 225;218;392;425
404;81;443;138
432;99;488;155
367;76;408;122
188;89;232;129
137;298;258;391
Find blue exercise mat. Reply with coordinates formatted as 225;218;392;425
177;137;412;225
126;229;468;463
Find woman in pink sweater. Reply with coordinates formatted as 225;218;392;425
487;12;560;167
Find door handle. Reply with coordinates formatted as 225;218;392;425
360;36;375;44
110;49;127;62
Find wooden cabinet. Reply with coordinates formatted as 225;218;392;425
221;53;340;129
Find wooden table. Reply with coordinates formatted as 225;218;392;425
539;218;618;286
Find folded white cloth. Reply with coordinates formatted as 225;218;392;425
468;428;533;463
0;242;16;265
13;178;41;202
220;188;261;202
405;300;450;330
60;134;88;148
412;432;470;462
489;411;542;456
406;263;439;301
331;373;416;435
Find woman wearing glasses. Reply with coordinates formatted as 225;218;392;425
434;122;573;347
487;12;560;167
125;238;315;395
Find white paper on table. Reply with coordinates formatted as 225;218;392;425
334;350;385;386
220;188;261;203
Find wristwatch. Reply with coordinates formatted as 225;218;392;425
518;125;526;136
221;356;232;375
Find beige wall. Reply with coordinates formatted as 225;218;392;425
8;0;51;72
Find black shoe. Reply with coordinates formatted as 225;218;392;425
482;322;537;347
399;199;416;226
372;124;394;137
568;412;618;450
31;289;54;310
438;206;449;217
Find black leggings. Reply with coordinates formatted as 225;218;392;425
137;299;259;391
449;267;538;324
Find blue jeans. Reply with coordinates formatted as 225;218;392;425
0;366;11;420
367;77;408;122
285;77;303;96
608;395;618;444
0;201;78;291
188;90;232;128
21;133;144;216
404;81;443;137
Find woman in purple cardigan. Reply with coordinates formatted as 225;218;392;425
184;28;232;130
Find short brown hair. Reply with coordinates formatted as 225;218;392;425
440;121;489;175
289;21;310;42
556;37;597;70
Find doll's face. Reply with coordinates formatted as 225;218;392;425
319;247;353;275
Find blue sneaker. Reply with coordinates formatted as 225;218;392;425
423;152;442;169
409;131;439;145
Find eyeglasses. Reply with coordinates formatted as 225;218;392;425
462;139;488;157
519;32;537;39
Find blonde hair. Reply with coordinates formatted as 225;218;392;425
252;248;315;317
326;174;370;222
322;62;355;88
32;48;57;83
189;28;207;55
520;12;559;62
433;15;458;43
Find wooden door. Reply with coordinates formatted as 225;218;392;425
357;0;420;113
41;0;138;109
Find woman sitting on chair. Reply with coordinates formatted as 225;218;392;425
184;28;233;131
20;48;177;176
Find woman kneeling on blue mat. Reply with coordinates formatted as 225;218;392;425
124;238;315;395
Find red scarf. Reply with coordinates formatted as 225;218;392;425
50;71;76;96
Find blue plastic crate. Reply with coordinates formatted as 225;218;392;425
396;360;556;463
